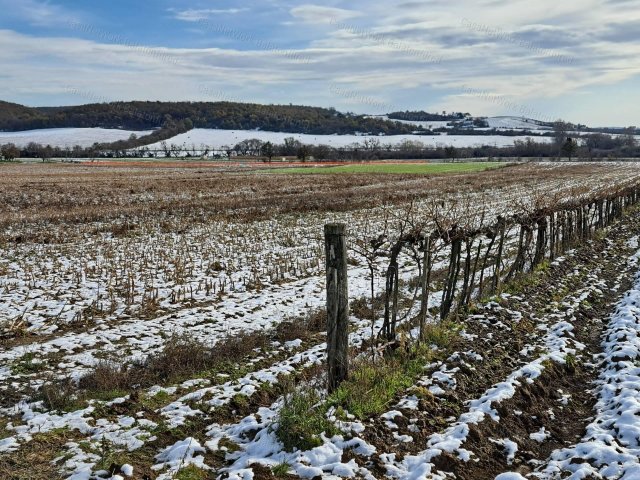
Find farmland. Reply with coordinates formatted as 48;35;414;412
1;161;640;480
265;162;504;175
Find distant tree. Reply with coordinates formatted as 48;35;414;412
72;145;84;158
0;143;20;160
160;141;170;158
444;145;457;161
398;139;425;152
261;141;274;162
282;137;302;156
41;144;54;162
0;100;424;135
162;114;176;128
25;142;40;158
561;137;578;161
234;138;264;156
553;120;571;146
585;133;616;151
87;142;101;158
362;138;381;151
622;126;637;147
312;144;331;161
297;144;311;162
170;143;181;158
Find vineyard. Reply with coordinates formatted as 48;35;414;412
1;162;640;479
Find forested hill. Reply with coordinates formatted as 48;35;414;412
0;101;50;129
0;100;423;135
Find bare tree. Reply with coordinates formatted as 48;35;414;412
553;120;571;147
0;143;20;161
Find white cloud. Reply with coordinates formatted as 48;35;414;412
290;4;361;24
170;8;248;22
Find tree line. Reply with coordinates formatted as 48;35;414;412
229;131;639;161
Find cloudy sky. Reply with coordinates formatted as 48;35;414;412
0;0;638;126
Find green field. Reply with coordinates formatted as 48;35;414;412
267;162;506;175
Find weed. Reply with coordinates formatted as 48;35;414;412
275;388;338;452
594;228;609;242
11;352;45;375
141;390;171;410
40;378;86;412
174;464;209;480
420;321;458;348
78;361;131;392
272;462;292;477
565;354;577;373
534;259;551;273
0;418;12;440
329;344;436;420
230;394;249;410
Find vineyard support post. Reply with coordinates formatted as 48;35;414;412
419;235;432;342
325;223;349;393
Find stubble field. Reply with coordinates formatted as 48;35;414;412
1;161;640;480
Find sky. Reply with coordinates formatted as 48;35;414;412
0;0;639;126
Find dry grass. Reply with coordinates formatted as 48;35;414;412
274;308;326;342
0;428;73;480
40;308;326;411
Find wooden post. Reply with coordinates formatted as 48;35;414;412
325;223;349;393
419;235;432;342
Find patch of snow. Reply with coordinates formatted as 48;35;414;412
490;437;518;464
153;437;209;479
529;427;550;443
495;473;528;480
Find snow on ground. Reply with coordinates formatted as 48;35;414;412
2;164;640;479
374;115;552;133
0;128;154;148
486;117;552;131
196;247;602;480
141;128;552;150
198;237;628;480
379;265;605;479
530;248;640;479
0;165;635;390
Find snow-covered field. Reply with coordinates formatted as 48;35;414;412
142;128;552;150
2;163;640;479
486;116;552;131
0;128;154;148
